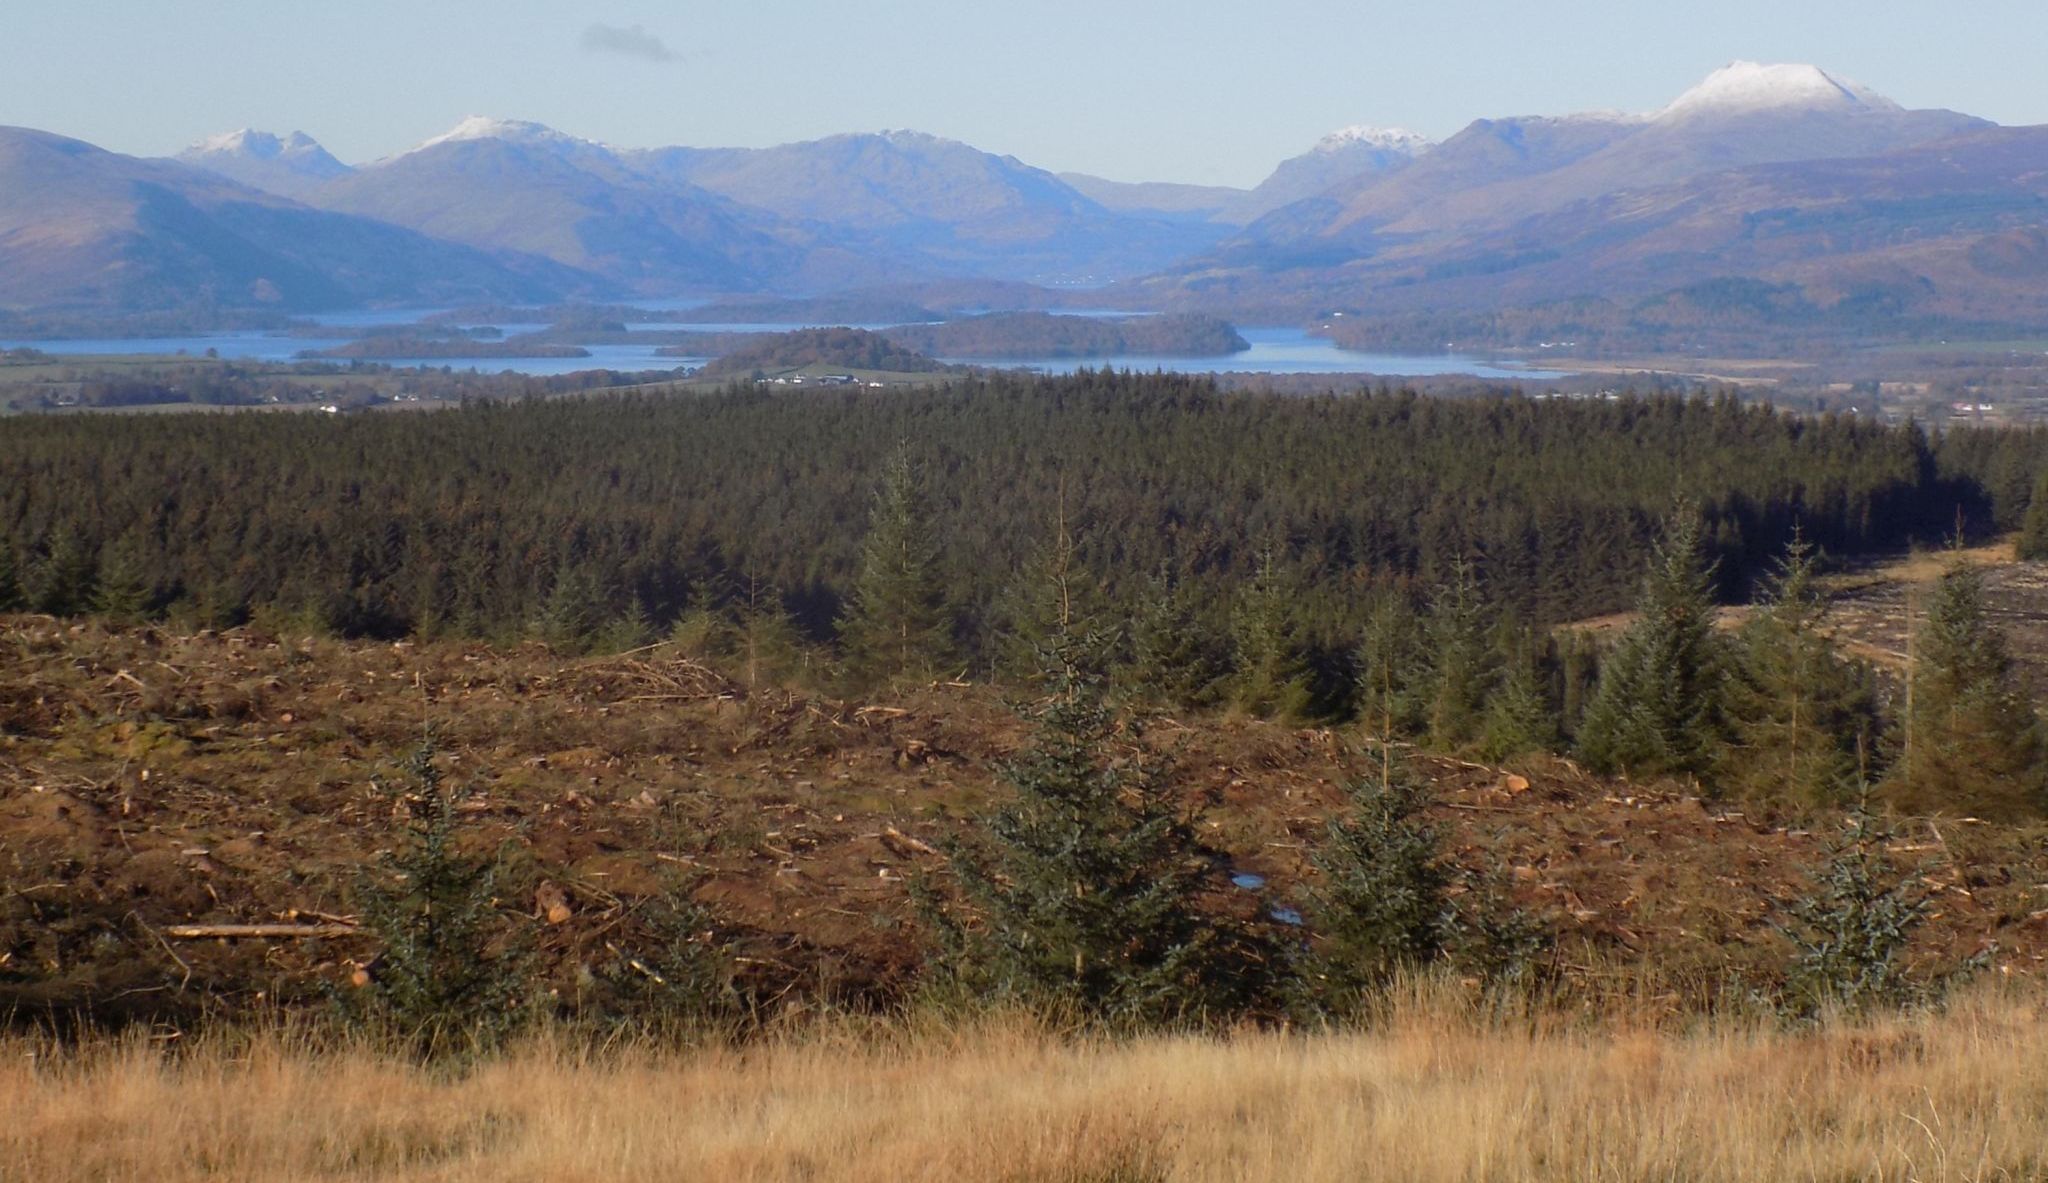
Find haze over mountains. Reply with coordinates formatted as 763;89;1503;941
5;61;2048;346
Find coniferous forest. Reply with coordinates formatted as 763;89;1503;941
3;371;2046;816
5;374;2041;646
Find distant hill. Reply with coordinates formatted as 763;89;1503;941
630;131;1232;283
0;125;581;313
1056;173;1248;223
176;129;351;200
883;312;1248;359
1133;63;2023;346
696;327;945;377
307;120;866;295
1228;126;1435;223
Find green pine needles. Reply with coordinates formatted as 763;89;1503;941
1780;803;1936;1017
924;626;1269;1027
1721;534;1880;805
348;739;532;1057
840;448;954;686
1301;764;1456;1008
1894;555;2048;817
1577;507;1728;778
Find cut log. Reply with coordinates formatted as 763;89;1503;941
165;923;360;939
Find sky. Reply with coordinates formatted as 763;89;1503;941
5;0;2046;188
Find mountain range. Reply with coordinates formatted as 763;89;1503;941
5;61;2047;347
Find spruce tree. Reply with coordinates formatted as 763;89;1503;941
593;594;654;655
992;491;1109;684
1894;558;2048;817
925;625;1266;1026
666;574;733;658
1577;508;1729;778
1781;803;1934;1016
1354;588;1424;741
1228;547;1312;719
733;573;803;688
839;449;952;686
29;525;96;617
1722;535;1878;805
0;537;20;612
1479;634;1560;761
2020;470;2048;562
1301;763;1455;1009
351;740;532;1056
1123;563;1224;709
534;562;607;655
91;532;154;622
1417;559;1494;751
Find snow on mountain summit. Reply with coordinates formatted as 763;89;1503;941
1315;126;1433;155
408;116;612;156
186;129;332;161
1659;62;1900;119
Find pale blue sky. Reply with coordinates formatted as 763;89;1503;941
5;0;2042;187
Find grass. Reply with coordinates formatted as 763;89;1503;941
10;985;2048;1181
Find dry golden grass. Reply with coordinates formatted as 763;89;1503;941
10;987;2048;1182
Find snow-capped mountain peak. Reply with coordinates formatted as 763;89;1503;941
176;129;350;191
186;128;330;161
1314;126;1433;156
407;116;611;156
1659;61;1900;120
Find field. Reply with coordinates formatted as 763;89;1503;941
9;988;2048;1181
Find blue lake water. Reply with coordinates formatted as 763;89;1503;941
2;318;1560;380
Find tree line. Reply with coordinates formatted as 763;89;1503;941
0;373;2041;725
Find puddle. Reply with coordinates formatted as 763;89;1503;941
1231;872;1267;890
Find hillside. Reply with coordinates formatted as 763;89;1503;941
882;311;1250;358
695;326;945;376
1137;63;2017;343
4;612;2045;1023
631;130;1231;282
174;129;351;200
308;124;856;295
0;126;585;312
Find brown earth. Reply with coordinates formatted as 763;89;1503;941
5;614;2048;1028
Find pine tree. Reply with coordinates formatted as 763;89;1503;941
839;449;953;686
0;537;20;612
1354;588;1423;740
1228;547;1312;719
1577;508;1729;778
666;574;733;658
1781;803;1934;1017
1301;763;1455;1009
992;489;1109;683
734;573;802;688
924;626;1268;1026
350;740;532;1056
1893;557;2048;817
2020;470;2048;562
534;562;607;655
29;525;96;617
1122;563;1224;709
90;532;154;622
1722;534;1878;805
1417;559;1494;751
1479;634;1559;761
593;594;654;655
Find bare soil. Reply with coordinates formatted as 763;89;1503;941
5;609;2048;1027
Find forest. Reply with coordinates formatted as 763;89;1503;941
3;373;2044;661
